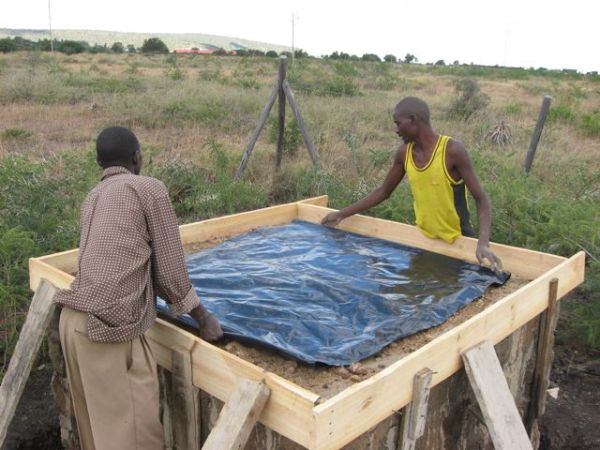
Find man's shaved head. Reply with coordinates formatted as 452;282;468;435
96;126;139;167
394;97;431;125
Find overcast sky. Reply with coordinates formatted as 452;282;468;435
3;0;598;72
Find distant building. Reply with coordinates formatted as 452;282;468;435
172;47;214;54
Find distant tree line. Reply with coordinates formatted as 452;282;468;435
0;36;140;54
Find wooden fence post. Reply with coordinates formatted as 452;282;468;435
283;81;320;166
275;56;288;169
524;95;552;174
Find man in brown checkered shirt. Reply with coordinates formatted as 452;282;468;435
55;126;223;450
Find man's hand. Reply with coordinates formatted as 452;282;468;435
476;241;503;273
321;211;344;227
189;304;223;342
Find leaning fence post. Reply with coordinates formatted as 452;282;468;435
524;95;552;174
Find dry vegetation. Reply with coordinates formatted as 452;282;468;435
0;51;599;371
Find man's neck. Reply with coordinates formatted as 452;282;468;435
412;128;438;154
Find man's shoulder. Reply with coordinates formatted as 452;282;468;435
445;137;468;160
116;174;169;198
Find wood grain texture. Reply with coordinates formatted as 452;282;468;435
462;341;532;450
0;279;58;447
202;378;270;450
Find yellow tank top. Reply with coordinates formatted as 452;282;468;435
404;135;472;243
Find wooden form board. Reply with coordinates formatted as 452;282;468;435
28;195;585;450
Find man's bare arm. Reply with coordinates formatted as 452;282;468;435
322;146;407;226
448;140;503;271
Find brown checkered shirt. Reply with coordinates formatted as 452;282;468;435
54;166;199;343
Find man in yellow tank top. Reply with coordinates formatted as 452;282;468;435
322;96;502;271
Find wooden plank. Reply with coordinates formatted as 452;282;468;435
461;341;532;450
170;346;198;450
178;202;297;246
29;258;75;291
527;278;559;443
0;279;58;447
282;81;320;166
31;248;79;274
146;320;319;448
398;368;433;450
202;378;270;450
235;83;279;180
275;56;287;169
298;195;328;207
297;203;565;280
32;200;306;280
312;251;584;450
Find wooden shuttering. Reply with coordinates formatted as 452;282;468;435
27;195;585;450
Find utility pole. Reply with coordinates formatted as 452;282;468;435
48;0;54;52
292;13;300;64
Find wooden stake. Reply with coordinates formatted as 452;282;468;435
462;340;532;450
0;279;58;447
201;378;270;450
275;56;287;169
398;368;433;450
283;80;321;166
527;278;559;446
524;95;552;174
234;84;279;181
170;346;198;450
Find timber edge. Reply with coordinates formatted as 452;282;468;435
28;195;585;449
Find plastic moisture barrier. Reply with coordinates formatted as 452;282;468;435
157;220;509;365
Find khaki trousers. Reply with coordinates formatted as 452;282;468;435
59;307;165;450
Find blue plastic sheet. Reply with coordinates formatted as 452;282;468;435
157;220;509;365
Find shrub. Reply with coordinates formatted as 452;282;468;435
580;112;600;136
383;54;397;63
57;40;86;55
0;128;32;140
361;53;381;62
447;78;489;120
141;38;169;54
547;105;576;123
504;103;522;115
0;38;17;53
268;117;302;156
111;42;125;54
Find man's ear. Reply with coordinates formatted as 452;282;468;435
132;150;139;165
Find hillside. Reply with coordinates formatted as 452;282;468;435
0;28;291;52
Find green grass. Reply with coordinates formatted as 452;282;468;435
0;128;32;139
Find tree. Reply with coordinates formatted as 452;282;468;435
111;42;124;54
435;59;446;66
294;48;308;58
127;44;137;53
141;37;169;54
265;50;278;58
404;53;417;64
361;53;381;62
384;54;397;63
57;40;86;55
0;38;17;53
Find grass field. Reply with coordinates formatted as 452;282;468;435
0;51;599;372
